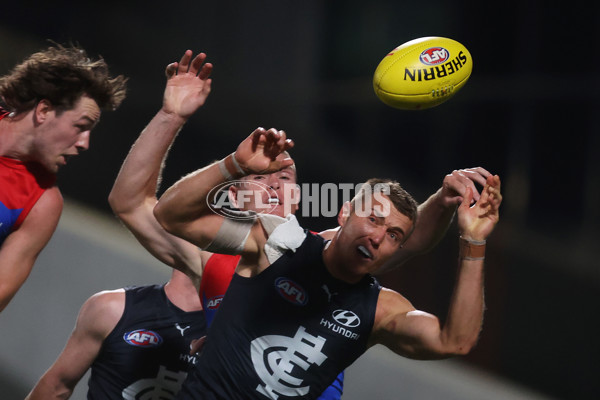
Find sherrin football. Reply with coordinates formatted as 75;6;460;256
373;37;473;110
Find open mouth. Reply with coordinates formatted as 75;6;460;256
357;245;373;259
268;198;280;205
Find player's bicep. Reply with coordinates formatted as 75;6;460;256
31;291;123;395
372;289;447;360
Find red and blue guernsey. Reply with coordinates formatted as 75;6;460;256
0;109;56;244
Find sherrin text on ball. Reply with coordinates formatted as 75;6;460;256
373;36;473;110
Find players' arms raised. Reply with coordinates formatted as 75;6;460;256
370;175;501;359
378;167;492;273
108;50;212;284
154;128;294;269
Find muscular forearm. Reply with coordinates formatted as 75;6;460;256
109;110;187;214
26;376;75;400
153;153;241;248
440;237;486;355
377;189;456;273
409;188;456;254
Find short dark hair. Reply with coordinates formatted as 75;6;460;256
0;43;128;114
351;177;419;227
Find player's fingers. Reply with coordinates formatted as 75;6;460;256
190;336;206;355
459;187;473;212
198;63;213;80
165;62;178;78
462;167;490;187
178;50;193;73
189;52;207;75
447;170;481;203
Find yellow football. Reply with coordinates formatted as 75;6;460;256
373;37;473;110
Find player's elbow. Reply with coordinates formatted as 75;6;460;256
447;334;480;356
153;201;174;233
27;376;76;400
108;190;129;216
0;284;19;313
153;200;189;240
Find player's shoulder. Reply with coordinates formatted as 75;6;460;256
376;287;415;315
33;185;63;213
71;288;127;338
81;289;126;320
317;226;339;241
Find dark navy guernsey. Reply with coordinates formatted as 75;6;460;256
88;284;207;399
178;232;381;400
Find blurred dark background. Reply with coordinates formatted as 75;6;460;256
1;1;598;399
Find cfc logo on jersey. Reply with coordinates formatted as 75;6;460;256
123;329;163;347
251;326;327;398
275;277;308;306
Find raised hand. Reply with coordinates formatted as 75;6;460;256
234;127;294;174
440;167;492;207
163;50;213;119
457;175;502;241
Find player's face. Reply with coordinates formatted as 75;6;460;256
232;166;298;217
31;96;100;173
333;196;413;279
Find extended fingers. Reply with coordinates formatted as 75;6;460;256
478;175;502;208
486;175;502;208
189;52;210;76
177;50;193;74
167;50;211;77
165;62;178;78
461;167;491;187
198;62;213;80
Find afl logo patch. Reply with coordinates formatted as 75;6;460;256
419;47;449;66
332;309;361;328
206;295;224;310
123;329;163;347
275;277;308;306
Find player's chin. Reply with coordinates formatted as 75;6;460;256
267;203;288;218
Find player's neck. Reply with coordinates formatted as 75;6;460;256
0;118;33;158
322;240;364;285
164;279;203;312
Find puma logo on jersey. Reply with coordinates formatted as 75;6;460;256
175;323;190;336
321;284;337;302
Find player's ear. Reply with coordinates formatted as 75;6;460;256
34;99;52;123
338;201;351;226
228;185;240;209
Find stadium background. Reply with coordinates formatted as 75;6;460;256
1;1;598;399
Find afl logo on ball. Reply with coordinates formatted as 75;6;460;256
275;277;308;306
123;329;163;347
419;47;449;66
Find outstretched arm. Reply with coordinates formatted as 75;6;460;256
26;291;124;399
108;50;212;282
372;175;502;359
378;167;492;273
154;127;294;253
